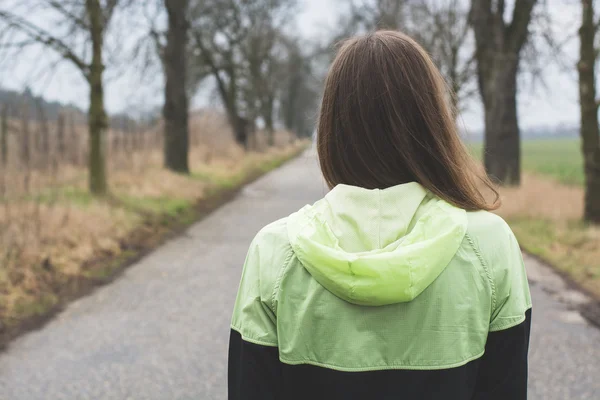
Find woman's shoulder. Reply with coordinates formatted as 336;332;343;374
465;210;514;246
463;210;521;274
251;217;292;252
245;217;294;287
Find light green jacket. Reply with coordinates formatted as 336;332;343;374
231;182;532;371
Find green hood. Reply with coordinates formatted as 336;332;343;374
287;183;468;306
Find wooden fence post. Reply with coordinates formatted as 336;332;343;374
21;104;30;167
1;104;7;168
57;112;66;159
20;104;31;191
35;99;50;168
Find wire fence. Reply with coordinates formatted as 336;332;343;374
0;102;295;300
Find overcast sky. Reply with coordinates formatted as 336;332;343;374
0;1;583;132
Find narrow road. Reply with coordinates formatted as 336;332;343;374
0;152;599;399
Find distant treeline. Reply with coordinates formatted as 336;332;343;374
0;87;157;129
0;87;82;121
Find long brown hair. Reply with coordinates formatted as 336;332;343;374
317;31;499;211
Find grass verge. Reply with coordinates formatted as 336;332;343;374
0;143;307;350
494;172;600;300
469;139;600;299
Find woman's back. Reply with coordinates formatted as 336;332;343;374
229;184;531;399
229;30;531;399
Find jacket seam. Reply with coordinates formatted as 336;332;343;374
465;233;496;316
271;245;294;315
279;350;485;372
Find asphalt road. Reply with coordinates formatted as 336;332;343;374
0;152;599;399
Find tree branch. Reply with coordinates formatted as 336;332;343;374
506;0;537;53
45;0;89;30
149;28;165;61
0;9;90;76
191;30;231;107
104;0;120;26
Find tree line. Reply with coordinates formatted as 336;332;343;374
2;0;600;225
0;88;83;121
0;0;319;193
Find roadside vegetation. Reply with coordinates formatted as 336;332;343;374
472;139;600;298
0;112;306;346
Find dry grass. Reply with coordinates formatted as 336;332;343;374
497;173;583;221
0;201;138;319
494;173;600;298
0;110;306;331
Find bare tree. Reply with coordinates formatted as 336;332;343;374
242;12;297;145
279;38;320;138
0;0;131;194
411;1;475;115
470;0;537;185
188;0;251;148
188;0;295;149
342;1;476;115
578;0;600;223
162;0;190;173
349;0;409;30
243;24;277;144
136;0;201;170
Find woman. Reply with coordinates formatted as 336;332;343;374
228;31;532;400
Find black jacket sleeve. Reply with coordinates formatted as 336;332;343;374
473;308;532;399
228;329;282;400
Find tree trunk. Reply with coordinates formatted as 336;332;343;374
264;96;275;147
283;81;297;132
266;124;275;147
205;56;248;149
482;58;520;185
1;104;7;167
578;0;600;223
229;99;248;150
163;0;189;173
471;0;536;186
229;112;248;150
86;0;108;195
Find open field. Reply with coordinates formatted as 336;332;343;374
471;138;600;298
470;138;583;186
